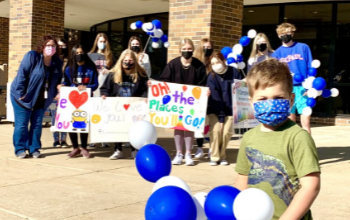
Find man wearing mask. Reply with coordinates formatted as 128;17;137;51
272;23;313;134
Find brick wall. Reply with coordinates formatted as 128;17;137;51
297;116;350;126
8;0;65;82
168;0;243;61
0;17;9;65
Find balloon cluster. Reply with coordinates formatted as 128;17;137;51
130;20;170;49
129;121;275;220
220;29;257;70
293;60;340;116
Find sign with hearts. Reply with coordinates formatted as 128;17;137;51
54;87;91;133
90;97;149;143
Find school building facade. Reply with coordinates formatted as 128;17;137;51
0;0;350;125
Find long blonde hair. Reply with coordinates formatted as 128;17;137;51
194;38;214;74
111;49;147;84
178;38;195;52
249;33;274;59
89;33;114;68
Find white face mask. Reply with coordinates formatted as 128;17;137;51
212;64;225;74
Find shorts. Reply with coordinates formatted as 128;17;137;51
291;86;308;114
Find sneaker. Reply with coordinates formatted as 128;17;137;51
172;153;183;165
53;141;61;148
67;148;81;158
81;148;91;159
220;160;229;166
101;143;110;148
16;151;28;159
109;150;124;160
209;160;218;166
185;153;194;166
89;143;95;147
61;141;69;148
32;151;42;159
194;148;204;158
131;151;137;159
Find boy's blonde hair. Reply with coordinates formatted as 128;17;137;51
276;23;297;35
246;58;293;97
179;38;195;52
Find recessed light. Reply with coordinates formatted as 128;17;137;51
248;10;254;13
69;14;76;16
312;11;318;14
284;17;288;19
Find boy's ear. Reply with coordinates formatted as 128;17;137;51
249;97;254;109
290;93;295;106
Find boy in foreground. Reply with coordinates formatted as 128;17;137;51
235;59;320;220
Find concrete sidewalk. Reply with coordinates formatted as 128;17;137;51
0;123;349;220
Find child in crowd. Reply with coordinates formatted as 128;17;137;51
235;59;320;220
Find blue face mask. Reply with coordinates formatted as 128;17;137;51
253;99;291;126
98;42;106;50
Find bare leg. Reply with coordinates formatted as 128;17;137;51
174;130;184;154
184;131;194;154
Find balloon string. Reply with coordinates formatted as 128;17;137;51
143;36;151;54
241;69;246;77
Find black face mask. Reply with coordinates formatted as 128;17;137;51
181;51;193;60
280;34;293;44
257;43;267;52
75;54;85;63
131;46;140;53
123;62;135;70
203;48;213;57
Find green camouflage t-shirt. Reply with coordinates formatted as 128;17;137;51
235;120;320;220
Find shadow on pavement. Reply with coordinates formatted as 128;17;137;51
317;146;350;166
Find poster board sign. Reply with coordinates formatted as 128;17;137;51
90;97;148;143
54;87;91;133
148;81;208;133
232;81;259;128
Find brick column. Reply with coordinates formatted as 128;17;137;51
168;0;243;61
0;17;9;65
8;0;65;82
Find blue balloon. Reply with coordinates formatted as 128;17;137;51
227;57;235;64
294;73;305;83
135;21;143;29
308;68;317;77
322;89;332;98
162;95;171;105
147;32;154;36
236;54;243;62
306;98;316;108
152;38;159;43
135;144;171;183
204;185;240;220
312;77;326;90
145;186;197;220
239;36;250;46
221;47;232;59
152;20;162;29
160;35;168;43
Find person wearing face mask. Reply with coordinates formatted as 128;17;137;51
272;23;313;134
100;49;148;160
247;33;274;72
10;35;63;158
62;45;98;159
88;33;116;148
155;38;207;166
128;36;152;78
206;52;242;166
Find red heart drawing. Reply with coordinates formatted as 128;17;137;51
68;91;88;109
124;104;130;111
183;86;187;92
204;125;210;135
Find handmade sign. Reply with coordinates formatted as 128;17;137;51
55;87;91;133
232;80;259;128
90;97;148;143
148;81;209;133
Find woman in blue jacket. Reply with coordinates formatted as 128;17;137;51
62;45;98;159
206;52;242;166
10;35;63;159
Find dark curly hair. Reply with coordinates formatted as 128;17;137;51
35;35;58;55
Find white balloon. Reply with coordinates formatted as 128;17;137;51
248;57;255;66
164;42;170;48
302;77;315;90
130;23;137;30
247;29;257;39
233;188;274;220
237;62;246;70
142;22;154;32
317;90;323;96
128;121;157;149
302;107;313;116
231;63;238;69
232;44;243;54
152;42;159;48
152;176;191;195
153;29;163;38
307;88;318;98
331;88;339;97
311;60;321;69
193;192;207;220
227;53;236;59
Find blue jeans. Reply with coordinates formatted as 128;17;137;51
11;95;45;155
50;108;67;142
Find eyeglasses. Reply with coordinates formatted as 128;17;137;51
72;111;87;117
